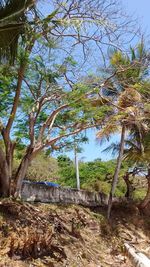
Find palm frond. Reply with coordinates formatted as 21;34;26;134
136;41;146;60
124;129;150;164
0;0;35;64
125;139;140;149
102;142;120;156
0;0;33;22
130;46;136;61
118;87;141;108
123;147;142;163
96;122;120;143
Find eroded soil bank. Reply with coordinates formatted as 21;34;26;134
0;200;149;267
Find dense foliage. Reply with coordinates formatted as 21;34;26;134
57;155;131;197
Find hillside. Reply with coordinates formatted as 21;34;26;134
0;200;149;267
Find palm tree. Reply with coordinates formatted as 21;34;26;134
124;131;150;209
0;0;35;64
96;43;149;219
97;87;145;218
123;75;150;210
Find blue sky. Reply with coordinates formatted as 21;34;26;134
40;1;150;161
124;0;149;31
65;0;150;162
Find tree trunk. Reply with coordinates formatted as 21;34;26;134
5;142;14;180
123;173;134;200
107;124;126;220
0;147;10;197
13;147;33;198
139;168;150;209
0;136;16;197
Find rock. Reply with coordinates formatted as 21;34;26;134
124;243;150;267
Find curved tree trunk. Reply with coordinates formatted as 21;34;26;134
13;147;33;198
139;168;150;209
13;158;30;198
107;124;126;220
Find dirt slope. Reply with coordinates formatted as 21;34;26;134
0;200;149;267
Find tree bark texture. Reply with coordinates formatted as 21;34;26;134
107;124;126;219
0;147;10;196
13;147;33;197
123;173;135;200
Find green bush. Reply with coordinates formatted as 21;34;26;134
27;153;60;182
133;188;146;200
